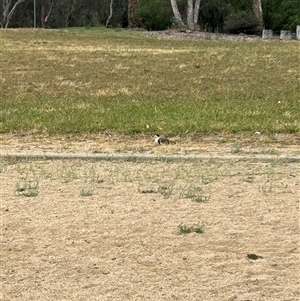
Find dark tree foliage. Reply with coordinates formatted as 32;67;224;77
0;0;299;32
198;0;231;32
1;0;127;28
263;0;300;32
136;0;173;30
228;0;252;12
224;10;262;34
4;1;34;28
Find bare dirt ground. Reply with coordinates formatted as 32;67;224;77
1;133;300;157
142;29;262;42
1;133;299;301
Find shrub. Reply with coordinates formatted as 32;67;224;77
198;0;231;32
137;0;173;30
263;0;300;32
224;11;262;34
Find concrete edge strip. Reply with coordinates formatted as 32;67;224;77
1;152;300;162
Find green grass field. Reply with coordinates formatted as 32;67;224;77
1;27;299;136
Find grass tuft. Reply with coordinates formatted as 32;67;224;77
179;184;202;199
192;195;210;203
15;180;39;197
158;184;174;199
178;223;205;234
80;186;94;197
231;141;242;154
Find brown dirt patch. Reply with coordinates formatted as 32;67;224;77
143;29;262;42
1;133;300;157
1;134;299;300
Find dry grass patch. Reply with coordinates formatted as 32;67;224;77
1;157;299;300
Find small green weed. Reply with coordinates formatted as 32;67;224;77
192;195;210;203
85;167;104;184
231;141;242;154
259;179;273;194
179;185;202;199
0;160;7;173
178;223;205;234
201;176;217;185
243;175;254;183
264;148;279;155
16;180;39;197
80;186;94;197
59;166;79;183
158;184;174;199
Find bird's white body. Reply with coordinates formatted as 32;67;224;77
155;134;170;145
155;136;161;144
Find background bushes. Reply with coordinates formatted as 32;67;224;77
1;0;299;32
224;11;262;34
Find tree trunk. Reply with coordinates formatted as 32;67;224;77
43;0;55;27
171;0;201;30
193;0;201;25
66;0;77;28
252;0;264;28
2;0;12;28
187;0;194;30
186;0;202;30
2;0;26;28
106;0;113;27
170;0;184;28
41;0;45;28
128;0;141;28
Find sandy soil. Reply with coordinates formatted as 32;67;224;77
1;134;299;301
0;133;300;157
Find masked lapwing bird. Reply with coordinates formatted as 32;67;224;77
155;134;170;145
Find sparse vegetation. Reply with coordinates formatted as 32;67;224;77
84;166;104;184
179;184;203;199
15;180;39;197
0;160;7;173
2;155;298;300
158;183;174;199
80;186;94;197
179;184;209;202
192;195;210;203
231;141;242;154
259;175;273;194
59;165;79;183
178;223;205;234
